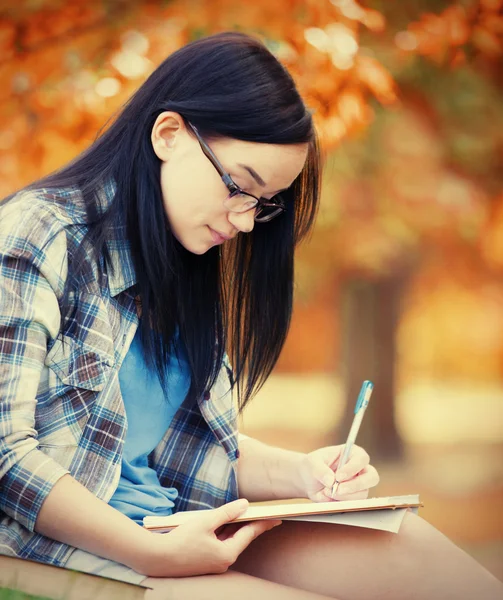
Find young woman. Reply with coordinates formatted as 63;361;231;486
0;32;501;600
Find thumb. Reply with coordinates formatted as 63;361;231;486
206;499;249;531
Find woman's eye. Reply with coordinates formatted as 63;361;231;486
231;175;254;193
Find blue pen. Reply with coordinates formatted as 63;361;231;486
331;380;374;498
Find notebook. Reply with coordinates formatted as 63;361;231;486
143;494;421;534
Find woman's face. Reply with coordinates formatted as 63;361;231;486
151;112;309;255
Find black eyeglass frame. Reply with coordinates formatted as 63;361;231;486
187;122;286;223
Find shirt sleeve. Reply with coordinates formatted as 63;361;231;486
0;194;71;531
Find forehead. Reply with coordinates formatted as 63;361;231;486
210;137;309;189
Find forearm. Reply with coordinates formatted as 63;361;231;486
237;435;307;501
35;473;153;569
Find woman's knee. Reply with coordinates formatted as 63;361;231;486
396;510;450;554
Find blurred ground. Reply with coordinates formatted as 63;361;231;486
240;375;503;581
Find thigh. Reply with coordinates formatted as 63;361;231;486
232;511;503;600
233;516;397;599
143;570;333;600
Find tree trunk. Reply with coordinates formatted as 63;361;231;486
339;274;407;460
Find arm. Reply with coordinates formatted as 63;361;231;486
237;434;380;504
236;434;307;501
0;202;152;565
35;476;280;577
0;202;71;532
35;474;155;567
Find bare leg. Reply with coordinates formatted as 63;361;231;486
143;569;335;600
232;511;503;600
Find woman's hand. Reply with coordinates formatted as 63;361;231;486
297;445;380;503
133;499;281;577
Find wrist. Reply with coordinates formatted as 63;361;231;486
268;449;308;500
123;526;165;574
291;452;309;498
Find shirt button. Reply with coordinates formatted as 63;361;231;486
235;449;240;459
203;391;211;401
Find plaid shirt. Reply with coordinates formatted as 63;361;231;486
0;181;239;567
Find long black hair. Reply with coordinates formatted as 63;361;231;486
12;32;321;411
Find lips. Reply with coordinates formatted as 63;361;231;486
208;227;233;244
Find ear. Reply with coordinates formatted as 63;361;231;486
151;111;186;161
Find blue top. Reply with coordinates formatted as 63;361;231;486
108;328;191;525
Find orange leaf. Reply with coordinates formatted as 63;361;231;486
472;25;502;56
480;13;503;35
353;56;396;104
0;20;16;60
443;5;471;46
361;9;386;33
450;48;466;67
479;0;503;12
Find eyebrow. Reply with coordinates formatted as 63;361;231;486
237;163;290;195
237;163;266;187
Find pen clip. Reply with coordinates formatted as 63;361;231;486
354;380;374;414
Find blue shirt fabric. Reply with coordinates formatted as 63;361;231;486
109;327;191;525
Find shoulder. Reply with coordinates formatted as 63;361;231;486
0;188;76;293
1;183;88;233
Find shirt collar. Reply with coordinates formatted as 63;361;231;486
100;178;138;297
105;227;138;297
58;177;138;297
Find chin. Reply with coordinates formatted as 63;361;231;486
181;239;213;255
173;231;210;255
190;246;210;255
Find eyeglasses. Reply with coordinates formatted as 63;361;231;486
187;122;286;223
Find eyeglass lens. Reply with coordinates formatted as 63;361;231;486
225;192;284;222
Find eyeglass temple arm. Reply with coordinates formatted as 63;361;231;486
187;122;239;192
187;121;284;207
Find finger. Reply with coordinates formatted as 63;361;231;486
308;455;338;490
205;499;249;531
223;519;282;555
217;519;271;541
336;446;370;481
336;465;380;496
216;522;246;541
314;488;338;503
313;445;344;471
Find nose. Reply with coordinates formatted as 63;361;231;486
228;209;255;234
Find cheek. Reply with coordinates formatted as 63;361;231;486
160;160;227;227
159;164;228;252
160;162;200;222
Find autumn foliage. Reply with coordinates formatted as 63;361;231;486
0;0;397;195
1;1;500;192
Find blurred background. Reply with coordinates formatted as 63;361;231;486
1;0;502;581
